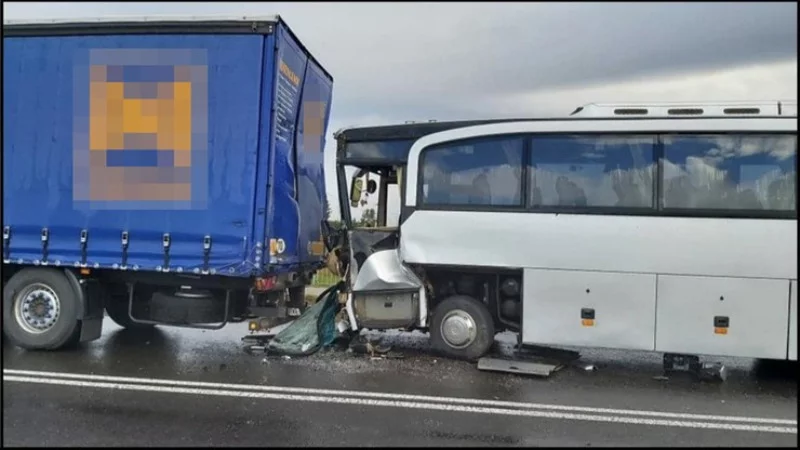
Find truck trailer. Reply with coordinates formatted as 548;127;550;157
2;16;334;350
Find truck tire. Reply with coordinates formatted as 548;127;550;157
430;295;495;362
105;288;154;330
149;290;224;325
2;268;81;350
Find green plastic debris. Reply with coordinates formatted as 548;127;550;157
267;284;340;356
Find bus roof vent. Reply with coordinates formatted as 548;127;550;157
667;108;704;115
613;108;648;116
570;101;796;118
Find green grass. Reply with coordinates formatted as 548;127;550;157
311;268;339;287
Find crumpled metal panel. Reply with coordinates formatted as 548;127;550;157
352;249;422;292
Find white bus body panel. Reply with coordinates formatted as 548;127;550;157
397;117;796;359
400;212;796;358
654;275;790;359
522;269;657;351
789;280;798;361
400;212;796;280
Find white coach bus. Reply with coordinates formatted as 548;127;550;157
329;102;797;366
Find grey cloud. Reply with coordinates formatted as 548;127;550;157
328;2;797;119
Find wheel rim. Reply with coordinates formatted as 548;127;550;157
14;283;61;334
440;309;477;349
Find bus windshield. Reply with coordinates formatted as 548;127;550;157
340;164;403;229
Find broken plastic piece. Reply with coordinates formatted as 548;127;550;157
266;285;339;356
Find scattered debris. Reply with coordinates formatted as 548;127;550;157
697;362;727;383
383;351;404;359
244;345;267;355
242;334;275;345
582;364;597;372
242;333;275;355
663;353;727;383
348;335;393;357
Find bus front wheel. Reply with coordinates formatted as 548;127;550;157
430;295;495;361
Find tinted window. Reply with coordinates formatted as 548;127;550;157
528;135;657;208
421;137;524;206
662;134;797;211
345;139;416;161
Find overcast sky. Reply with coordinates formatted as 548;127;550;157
4;2;797;220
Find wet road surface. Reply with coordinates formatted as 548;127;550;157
2;318;797;447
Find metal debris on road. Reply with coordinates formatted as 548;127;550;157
697;363;727;383
477;357;562;378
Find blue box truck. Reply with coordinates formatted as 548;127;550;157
2;16;334;350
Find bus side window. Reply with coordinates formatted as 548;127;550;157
661;134;797;212
420;137;524;207
528;135;657;209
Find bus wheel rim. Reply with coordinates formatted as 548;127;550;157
440;309;477;349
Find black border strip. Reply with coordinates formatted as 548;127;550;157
3;19;278;36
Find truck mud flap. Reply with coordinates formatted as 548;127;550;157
64;270;104;343
79;318;104;343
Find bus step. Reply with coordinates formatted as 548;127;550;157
514;344;581;363
477;357;562;378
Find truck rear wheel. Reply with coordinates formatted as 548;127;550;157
2;268;81;350
430;295;495;361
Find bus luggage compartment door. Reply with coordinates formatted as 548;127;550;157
655;275;790;359
521;269;657;351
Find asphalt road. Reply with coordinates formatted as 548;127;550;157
2;318;797;447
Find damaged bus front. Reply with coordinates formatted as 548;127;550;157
327;119;523;360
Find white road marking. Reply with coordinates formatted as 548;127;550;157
3;369;796;434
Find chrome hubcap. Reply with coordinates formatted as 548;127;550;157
440;309;477;349
15;283;61;334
